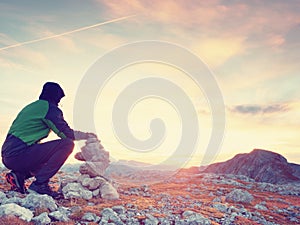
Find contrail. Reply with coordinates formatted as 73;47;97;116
0;15;136;51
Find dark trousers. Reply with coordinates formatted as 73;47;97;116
3;138;74;184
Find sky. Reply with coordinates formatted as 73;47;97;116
0;0;299;168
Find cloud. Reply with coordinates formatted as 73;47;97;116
100;0;233;28
0;32;49;69
230;103;289;115
98;0;300;68
100;1;300;34
193;36;246;66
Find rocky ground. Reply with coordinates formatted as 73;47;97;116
0;167;299;225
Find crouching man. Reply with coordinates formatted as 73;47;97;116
1;82;96;198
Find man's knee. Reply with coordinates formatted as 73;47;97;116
61;138;74;153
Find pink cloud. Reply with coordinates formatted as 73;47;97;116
99;1;300;44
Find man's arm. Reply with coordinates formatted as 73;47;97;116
43;105;96;140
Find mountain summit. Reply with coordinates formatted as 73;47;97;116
202;149;300;184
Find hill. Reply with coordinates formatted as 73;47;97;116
202;149;300;184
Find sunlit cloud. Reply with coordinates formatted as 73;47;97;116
193;36;246;67
227;101;300;128
230;103;289;115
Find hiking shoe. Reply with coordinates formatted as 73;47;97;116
28;182;62;199
5;171;26;194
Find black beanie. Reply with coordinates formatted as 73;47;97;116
39;82;65;106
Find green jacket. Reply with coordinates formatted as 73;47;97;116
8;99;75;146
2;82;88;158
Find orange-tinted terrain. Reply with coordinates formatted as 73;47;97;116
0;167;299;225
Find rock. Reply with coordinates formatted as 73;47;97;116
60;174;78;188
112;205;126;214
22;193;57;212
225;189;254;204
80;161;109;177
238;207;252;219
100;182;119;200
49;210;69;222
100;208;123;224
0;203;33;222
92;188;100;197
222;213;237;225
32;212;51;225
62;183;93;200
144;213;159;225
142;184;150;192
81;177;101;190
2;196;23;205
255;203;268;211
57;206;72;218
80;141;109;162
86;137;99;144
212;197;222;202
213;203;228;213
74;152;85;161
0;191;7;204
81;212;100;222
181;210;211;224
290;217;299;223
77;174;90;183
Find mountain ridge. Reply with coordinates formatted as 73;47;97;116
202;149;300;184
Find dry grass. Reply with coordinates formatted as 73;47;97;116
0;216;33;225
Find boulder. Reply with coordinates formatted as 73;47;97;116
49;210;69;222
22;193;57;212
62;183;93;200
112;205;126;214
0;191;7;204
79;162;109;177
144;213;159;225
32;212;51;225
100;208;122;224
82;212;100;223
100;182;119;200
225;189;254;204
0;203;33;222
80;140;109;162
182;210;211;224
2;196;23;205
81;176;106;190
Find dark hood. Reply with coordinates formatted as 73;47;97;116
39;82;65;106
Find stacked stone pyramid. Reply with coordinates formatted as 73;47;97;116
61;138;119;200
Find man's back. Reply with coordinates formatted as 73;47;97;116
9;100;51;146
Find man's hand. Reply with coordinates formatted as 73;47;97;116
86;132;98;139
74;131;98;140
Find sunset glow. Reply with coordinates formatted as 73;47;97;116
0;0;299;167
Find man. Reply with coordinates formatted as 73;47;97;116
1;82;96;198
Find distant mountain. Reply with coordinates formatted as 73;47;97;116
104;160;174;183
202;149;300;184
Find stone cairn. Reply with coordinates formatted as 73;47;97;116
61;138;119;200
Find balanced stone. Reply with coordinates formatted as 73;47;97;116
67;138;119;200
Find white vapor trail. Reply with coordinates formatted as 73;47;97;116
0;15;136;51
